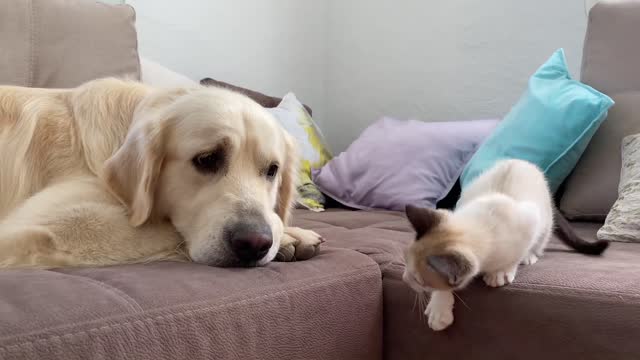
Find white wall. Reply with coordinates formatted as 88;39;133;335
129;1;589;153
128;0;328;125
323;0;589;152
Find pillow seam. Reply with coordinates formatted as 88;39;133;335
543;103;612;180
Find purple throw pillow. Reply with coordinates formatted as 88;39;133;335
312;117;499;211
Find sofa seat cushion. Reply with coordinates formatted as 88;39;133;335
293;209;640;360
0;248;382;360
293;209;410;272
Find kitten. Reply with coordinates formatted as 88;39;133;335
402;159;609;331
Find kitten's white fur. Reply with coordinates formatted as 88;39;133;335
425;159;553;330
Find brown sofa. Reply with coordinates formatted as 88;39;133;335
1;1;639;360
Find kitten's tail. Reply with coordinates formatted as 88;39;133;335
553;206;609;255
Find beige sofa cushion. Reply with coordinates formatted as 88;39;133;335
561;0;640;221
0;0;140;88
580;1;640;95
560;92;640;220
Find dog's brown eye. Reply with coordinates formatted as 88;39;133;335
266;164;279;179
192;151;225;174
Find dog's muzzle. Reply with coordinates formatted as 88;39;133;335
224;218;273;265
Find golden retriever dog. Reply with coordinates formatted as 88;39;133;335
0;78;323;269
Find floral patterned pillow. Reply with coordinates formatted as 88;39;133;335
598;133;640;243
267;93;332;212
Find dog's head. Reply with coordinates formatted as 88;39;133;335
102;86;298;267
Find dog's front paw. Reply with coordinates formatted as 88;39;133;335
275;227;324;262
425;298;454;331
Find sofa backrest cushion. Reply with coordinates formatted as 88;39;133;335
0;0;140;88
560;0;640;220
580;1;640;95
560;92;640;220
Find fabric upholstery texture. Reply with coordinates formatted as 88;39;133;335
312;117;499;211
0;248;382;360
1;210;638;360
560;92;640;220
598;134;640;242
561;0;640;221
460;48;614;193
0;0;140;88
292;209;640;360
580;1;640;95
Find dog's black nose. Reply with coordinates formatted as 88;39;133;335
227;223;273;262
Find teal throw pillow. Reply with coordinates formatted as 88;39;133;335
460;48;614;193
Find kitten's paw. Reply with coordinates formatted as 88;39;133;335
521;253;539;265
483;267;517;288
425;301;454;331
275;227;324;262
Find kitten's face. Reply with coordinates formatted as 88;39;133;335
402;205;477;292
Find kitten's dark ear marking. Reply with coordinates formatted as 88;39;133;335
427;253;471;287
405;204;441;239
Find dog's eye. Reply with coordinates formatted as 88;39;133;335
266;164;279;179
192;151;225;174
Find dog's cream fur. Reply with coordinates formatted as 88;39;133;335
0;78;322;269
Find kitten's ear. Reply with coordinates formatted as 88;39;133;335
427;253;472;287
405;204;442;238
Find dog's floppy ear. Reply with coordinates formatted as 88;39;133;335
102;119;169;227
275;132;299;226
